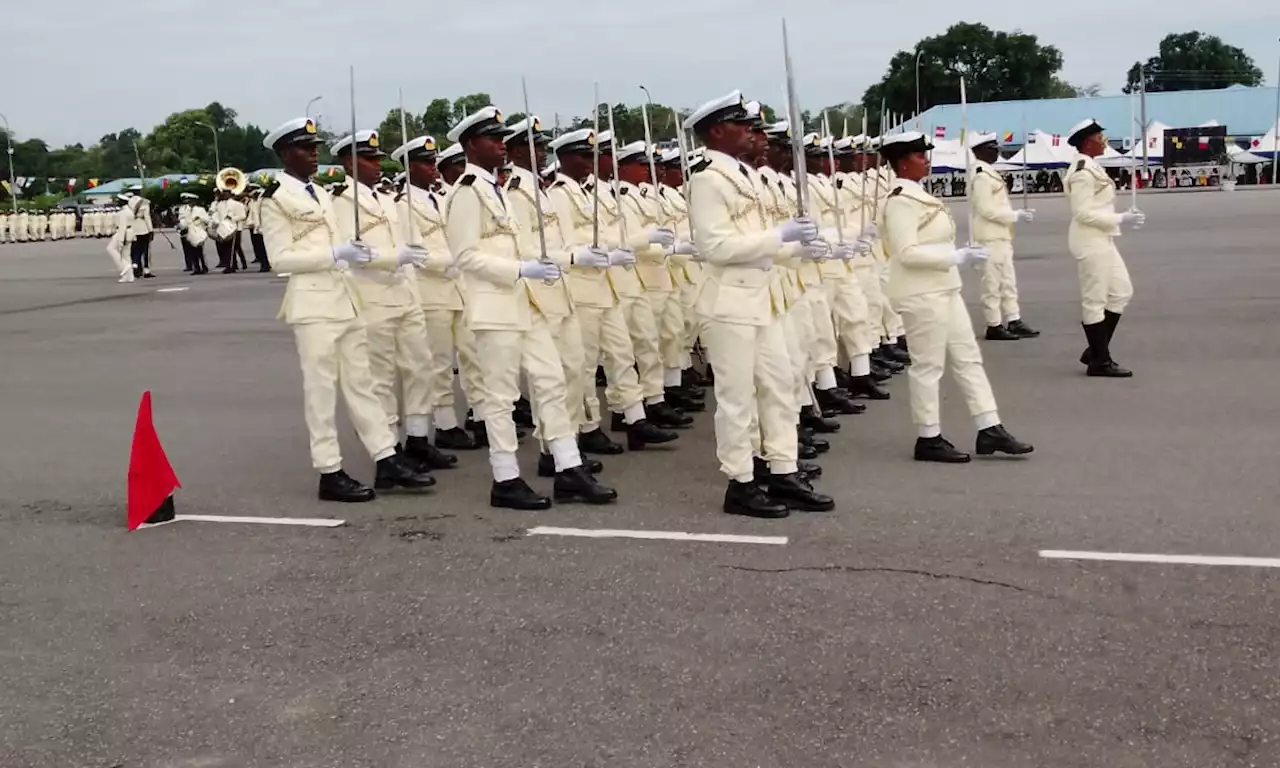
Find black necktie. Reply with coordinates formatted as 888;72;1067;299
304;183;318;202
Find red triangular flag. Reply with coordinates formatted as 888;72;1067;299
127;391;181;530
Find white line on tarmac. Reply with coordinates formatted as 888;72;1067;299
139;514;345;528
155;287;190;293
276;272;292;278
1040;550;1280;569
527;526;788;546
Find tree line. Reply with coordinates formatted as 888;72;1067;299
1;27;1265;203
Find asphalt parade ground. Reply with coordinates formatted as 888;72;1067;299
2;189;1280;768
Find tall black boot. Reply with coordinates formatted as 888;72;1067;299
1083;320;1131;378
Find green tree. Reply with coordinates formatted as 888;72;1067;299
421;98;455;142
377;108;425;152
1125;32;1263;93
862;23;1065;132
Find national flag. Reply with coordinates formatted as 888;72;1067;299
935;126;946;138
1001;131;1014;144
1;180;10;196
1197;136;1210;148
161;178;169;189
87;179;99;188
67;178;77;190
16;176;28;187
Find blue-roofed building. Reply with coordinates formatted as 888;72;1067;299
81;174;209;198
907;85;1280;148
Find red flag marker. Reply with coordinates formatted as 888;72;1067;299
127;392;181;531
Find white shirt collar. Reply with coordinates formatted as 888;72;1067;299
277;171;314;194
465;163;497;185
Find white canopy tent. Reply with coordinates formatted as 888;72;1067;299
993;130;1074;170
1244;118;1280;159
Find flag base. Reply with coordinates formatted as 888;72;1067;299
145;495;176;525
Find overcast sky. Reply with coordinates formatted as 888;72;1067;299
6;0;1279;146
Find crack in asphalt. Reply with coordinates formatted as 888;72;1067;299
722;564;1044;595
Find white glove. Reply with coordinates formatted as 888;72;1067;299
396;244;430;268
443;265;459;279
670;240;697;256
862;221;879;240
333;259;350;272
690;249;706;263
571;245;610;268
646;227;676;247
854;234;875;255
831;243;856;261
776;216;818;244
1119;210;1146;229
518;260;561;281
800;241;831;261
333;241;373;264
608;248;637;267
1014;209;1035;224
951;246;989;267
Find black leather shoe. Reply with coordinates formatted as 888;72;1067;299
648;401;694;429
595;365;608;387
816;387;861;415
874;355;906;374
665;386;706;412
847;375;891;401
490;478;552;510
683;368;710;388
374;454;437;493
882;342;911;364
799;430;830;454
833;366;855;391
985;324;1021;341
579;428;625;455
798;461;822;480
895;335;909;354
626;419;679;451
538;453;604;478
1007;319;1040;338
554;466;618;504
767;473;835;512
800;405;841;434
610;412;627;433
318;470;376;503
870;365;893;382
798;443;819;460
513;396;535;429
914;436;971;464
435;426;479;451
976;425;1035;456
724;480;789;519
404;436;457;470
1087;360;1133;378
680;384;707;401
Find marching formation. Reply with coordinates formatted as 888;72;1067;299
44;68;1134;519
0;207;120;243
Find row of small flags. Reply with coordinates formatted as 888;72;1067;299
933;126;1063;145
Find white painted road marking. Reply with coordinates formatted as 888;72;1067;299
141;514;346;529
156;287;190;293
277;272;292;278
528;526;788;546
1040;550;1280;569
